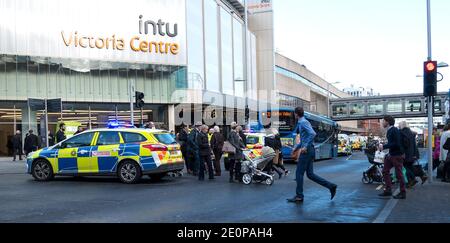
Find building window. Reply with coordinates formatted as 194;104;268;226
233;17;245;97
220;7;233;95
204;0;220;93
186;0;205;90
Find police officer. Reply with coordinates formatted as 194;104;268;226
56;123;67;143
187;122;202;176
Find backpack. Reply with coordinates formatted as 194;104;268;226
400;129;410;152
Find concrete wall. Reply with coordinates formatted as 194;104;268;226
249;11;275;101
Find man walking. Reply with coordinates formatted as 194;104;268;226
12;130;23;161
288;107;337;203
24;130;39;156
378;116;407;199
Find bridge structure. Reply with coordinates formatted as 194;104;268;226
329;92;449;121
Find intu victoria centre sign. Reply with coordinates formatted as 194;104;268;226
0;0;187;66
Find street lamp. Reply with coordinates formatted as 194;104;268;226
327;81;341;118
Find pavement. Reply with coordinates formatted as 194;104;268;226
0;152;448;223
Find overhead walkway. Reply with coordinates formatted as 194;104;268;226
330;92;448;121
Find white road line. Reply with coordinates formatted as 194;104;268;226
376;185;384;191
346;155;353;161
372;189;400;223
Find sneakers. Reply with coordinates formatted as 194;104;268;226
287;196;304;204
330;185;337;200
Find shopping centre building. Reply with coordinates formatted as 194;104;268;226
0;0;279;155
0;0;360;156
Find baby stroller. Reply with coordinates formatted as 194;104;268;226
362;140;385;184
362;140;409;185
240;147;277;186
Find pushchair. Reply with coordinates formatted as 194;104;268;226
240;147;277;186
362;140;408;185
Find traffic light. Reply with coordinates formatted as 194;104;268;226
135;91;145;109
424;60;438;97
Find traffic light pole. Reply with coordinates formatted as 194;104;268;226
426;0;433;183
129;79;135;126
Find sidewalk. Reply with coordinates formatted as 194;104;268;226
0;157;27;174
385;180;450;223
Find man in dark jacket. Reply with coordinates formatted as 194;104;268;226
12;130;23;161
210;126;224;176
177;124;190;173
399;122;427;187
379;116;407;199
228;122;246;183
187;122;202;176
24;130;39;156
56;123;67;143
197;125;214;181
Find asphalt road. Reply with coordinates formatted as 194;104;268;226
0;152;391;223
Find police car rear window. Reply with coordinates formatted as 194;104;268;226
121;132;147;143
153;133;177;145
97;132;121;145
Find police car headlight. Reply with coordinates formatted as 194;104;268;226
27;152;36;159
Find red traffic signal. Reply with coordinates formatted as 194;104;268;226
425;61;437;73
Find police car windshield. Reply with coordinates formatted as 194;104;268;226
153;133;177;145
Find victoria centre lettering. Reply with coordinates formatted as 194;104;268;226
61;15;179;55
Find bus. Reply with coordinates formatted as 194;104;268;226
252;108;339;161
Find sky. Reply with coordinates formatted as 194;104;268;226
273;0;450;95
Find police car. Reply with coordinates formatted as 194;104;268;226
27;128;185;184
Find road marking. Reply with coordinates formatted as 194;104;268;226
346;155;353;161
373;189;400;223
376;185;384;191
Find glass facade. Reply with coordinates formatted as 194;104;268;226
368;103;384;115
204;0;220;92
220;7;234;95
186;0;205;90
278;93;310;110
0;55;186;103
386;100;402;113
275;66;339;98
233;17;245;97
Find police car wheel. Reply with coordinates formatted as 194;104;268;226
32;159;54;182
118;161;142;184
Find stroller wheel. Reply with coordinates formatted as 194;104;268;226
265;177;274;186
362;174;373;184
242;174;253;185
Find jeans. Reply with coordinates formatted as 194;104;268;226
296;145;336;199
383;155;406;193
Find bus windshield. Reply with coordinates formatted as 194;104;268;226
261;110;296;133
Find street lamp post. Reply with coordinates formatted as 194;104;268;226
327;82;340;118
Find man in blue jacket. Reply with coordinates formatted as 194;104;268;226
288;107;338;203
378;115;407;199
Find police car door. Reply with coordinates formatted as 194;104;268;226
57;132;95;174
93;131;122;173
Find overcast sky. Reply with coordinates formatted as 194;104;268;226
274;0;450;95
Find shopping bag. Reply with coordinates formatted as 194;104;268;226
222;141;236;154
374;151;387;163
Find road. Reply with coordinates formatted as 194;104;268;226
0;152;399;223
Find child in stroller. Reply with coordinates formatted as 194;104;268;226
240;147;277;185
